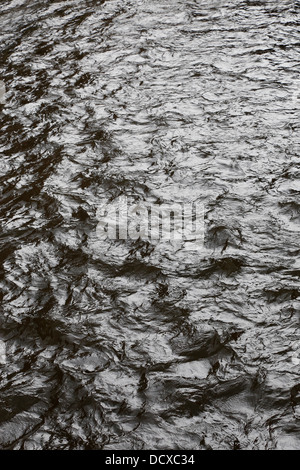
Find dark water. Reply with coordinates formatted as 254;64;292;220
0;0;299;450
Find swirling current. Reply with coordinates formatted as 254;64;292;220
0;0;299;450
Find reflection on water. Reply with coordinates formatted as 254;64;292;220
0;0;299;450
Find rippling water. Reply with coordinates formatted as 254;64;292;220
0;0;299;450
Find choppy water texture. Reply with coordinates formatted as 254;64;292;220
0;0;300;450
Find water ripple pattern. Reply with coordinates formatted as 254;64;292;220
0;0;299;450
